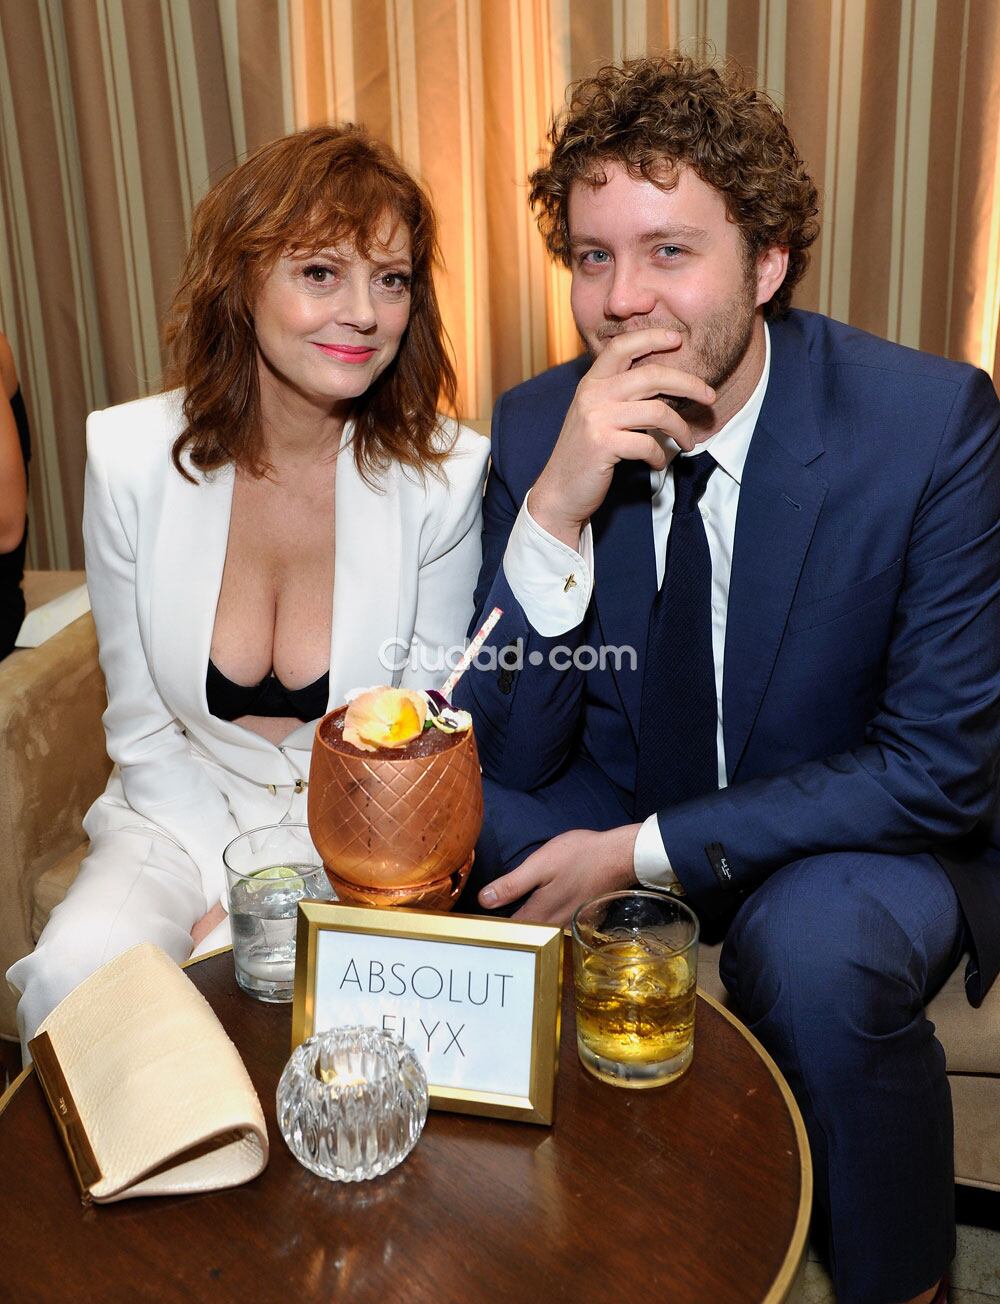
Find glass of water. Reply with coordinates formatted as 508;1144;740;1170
223;824;335;1002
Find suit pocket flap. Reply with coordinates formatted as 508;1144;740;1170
787;558;903;632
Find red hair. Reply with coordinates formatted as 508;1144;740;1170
164;124;457;481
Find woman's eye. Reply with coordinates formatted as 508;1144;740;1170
303;264;335;284
580;250;611;266
375;272;412;296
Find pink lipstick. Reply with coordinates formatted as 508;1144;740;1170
314;343;377;364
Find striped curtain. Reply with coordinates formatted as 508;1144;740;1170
1;0;998;567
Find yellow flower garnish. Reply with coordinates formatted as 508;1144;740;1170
343;687;427;752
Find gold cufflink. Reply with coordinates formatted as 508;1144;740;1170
563;573;577;592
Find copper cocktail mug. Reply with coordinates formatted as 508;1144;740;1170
307;706;483;911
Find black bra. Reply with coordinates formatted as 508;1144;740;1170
206;659;329;723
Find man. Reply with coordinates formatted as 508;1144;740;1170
454;55;1000;1304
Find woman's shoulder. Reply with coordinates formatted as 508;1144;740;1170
86;389;186;474
394;415;488;503
397;417;487;556
434;414;490;453
87;389;185;441
425;415;490;489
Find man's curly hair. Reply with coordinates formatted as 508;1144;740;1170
529;55;819;319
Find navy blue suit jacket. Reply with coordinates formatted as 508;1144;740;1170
457;310;1000;1004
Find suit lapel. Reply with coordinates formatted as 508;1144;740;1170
149;423;402;759
592;457;657;740
282;426;403;751
723;317;828;779
326;435;402;707
148;453;268;753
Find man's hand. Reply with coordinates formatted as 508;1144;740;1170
478;824;642;926
528;329;716;548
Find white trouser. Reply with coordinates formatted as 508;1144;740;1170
7;763;309;1059
7;827;225;1058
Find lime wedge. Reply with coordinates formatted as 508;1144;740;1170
248;864;305;894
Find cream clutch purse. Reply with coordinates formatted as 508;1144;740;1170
29;942;269;1204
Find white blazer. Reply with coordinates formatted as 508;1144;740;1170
82;390;489;904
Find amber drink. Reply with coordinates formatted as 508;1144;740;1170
572;890;699;1088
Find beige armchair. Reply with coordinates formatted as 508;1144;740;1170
3;568;999;1190
0;572;110;1041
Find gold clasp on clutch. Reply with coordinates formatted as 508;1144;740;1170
28;1030;103;1201
293;779;306;794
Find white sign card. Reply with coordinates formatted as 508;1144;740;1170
293;903;564;1124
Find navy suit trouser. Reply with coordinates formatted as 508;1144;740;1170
467;765;966;1304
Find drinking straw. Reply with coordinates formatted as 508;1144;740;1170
441;606;503;698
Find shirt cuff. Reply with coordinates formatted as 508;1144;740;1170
500;492;594;637
633;814;679;889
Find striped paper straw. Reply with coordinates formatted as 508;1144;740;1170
441;606;504;699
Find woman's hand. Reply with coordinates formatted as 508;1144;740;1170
191;900;227;947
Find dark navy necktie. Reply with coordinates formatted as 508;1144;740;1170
634;453;720;820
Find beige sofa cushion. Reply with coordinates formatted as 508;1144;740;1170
0;579;110;1039
951;1075;1000;1190
926;969;1000;1075
22;569;86;611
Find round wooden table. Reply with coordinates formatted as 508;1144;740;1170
0;945;811;1302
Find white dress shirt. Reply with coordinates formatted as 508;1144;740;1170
502;326;771;887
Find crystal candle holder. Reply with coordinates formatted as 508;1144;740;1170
276;1027;428;1182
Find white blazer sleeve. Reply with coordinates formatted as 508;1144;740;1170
401;422;489;691
84;412;238;903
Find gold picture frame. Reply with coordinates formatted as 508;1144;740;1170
292;902;563;1125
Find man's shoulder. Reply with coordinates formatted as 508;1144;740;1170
783;309;982;388
488;358;591;485
771;311;999;477
497;355;591;424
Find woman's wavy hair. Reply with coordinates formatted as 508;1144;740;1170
529;55;819;318
164;124;456;482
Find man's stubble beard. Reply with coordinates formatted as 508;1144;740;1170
582;260;759;414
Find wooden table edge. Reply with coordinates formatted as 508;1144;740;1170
698;987;813;1303
0;949;814;1303
0;1062;31;1118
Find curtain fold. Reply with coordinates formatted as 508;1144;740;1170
1;0;997;567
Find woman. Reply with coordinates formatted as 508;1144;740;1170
9;125;488;1049
0;331;29;660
